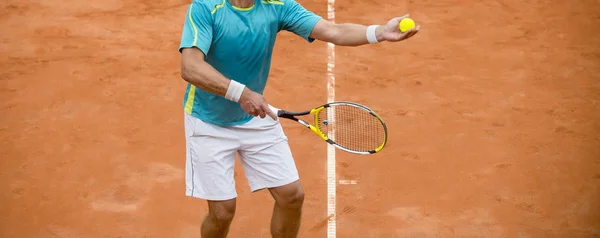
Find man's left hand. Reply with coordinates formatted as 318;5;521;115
377;14;420;42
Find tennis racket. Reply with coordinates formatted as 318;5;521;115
269;101;388;155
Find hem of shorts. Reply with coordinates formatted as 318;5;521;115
249;175;300;193
183;109;254;127
185;190;237;201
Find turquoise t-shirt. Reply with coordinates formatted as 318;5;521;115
179;0;322;127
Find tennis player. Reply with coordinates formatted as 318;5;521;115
178;0;419;237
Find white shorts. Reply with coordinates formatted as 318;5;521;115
184;112;299;201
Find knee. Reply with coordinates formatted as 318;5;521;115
207;201;236;224
211;210;235;224
275;185;305;209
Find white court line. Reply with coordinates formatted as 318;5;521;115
326;0;336;236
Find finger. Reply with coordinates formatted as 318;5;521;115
268;104;280;116
412;25;420;32
265;104;278;120
396;14;409;20
259;104;269;118
409;26;420;37
258;108;266;118
387;14;409;25
403;28;418;39
249;107;259;117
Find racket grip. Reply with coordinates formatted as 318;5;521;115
268;105;280;117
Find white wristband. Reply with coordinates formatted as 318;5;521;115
225;79;245;102
366;25;379;44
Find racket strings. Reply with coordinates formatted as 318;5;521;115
317;105;386;152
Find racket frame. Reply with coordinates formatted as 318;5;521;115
275;101;388;155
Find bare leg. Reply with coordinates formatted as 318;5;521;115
268;180;305;238
201;198;237;238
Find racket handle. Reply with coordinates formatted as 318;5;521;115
268;104;280;117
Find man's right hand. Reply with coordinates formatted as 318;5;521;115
238;87;278;120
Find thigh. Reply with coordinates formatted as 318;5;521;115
185;112;240;201
236;117;300;192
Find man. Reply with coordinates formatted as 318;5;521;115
178;0;419;237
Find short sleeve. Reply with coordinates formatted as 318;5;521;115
279;0;322;42
179;2;213;55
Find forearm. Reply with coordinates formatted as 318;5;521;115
181;60;232;97
330;23;383;46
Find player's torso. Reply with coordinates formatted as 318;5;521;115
205;0;283;89
187;0;286;126
209;0;280;63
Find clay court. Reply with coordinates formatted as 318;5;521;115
2;0;600;237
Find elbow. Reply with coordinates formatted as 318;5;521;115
328;37;341;46
312;21;342;45
180;48;208;84
180;68;191;82
180;62;196;83
327;26;342;45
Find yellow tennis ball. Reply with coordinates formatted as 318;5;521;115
399;18;416;33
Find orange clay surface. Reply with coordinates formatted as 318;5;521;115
1;0;600;237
